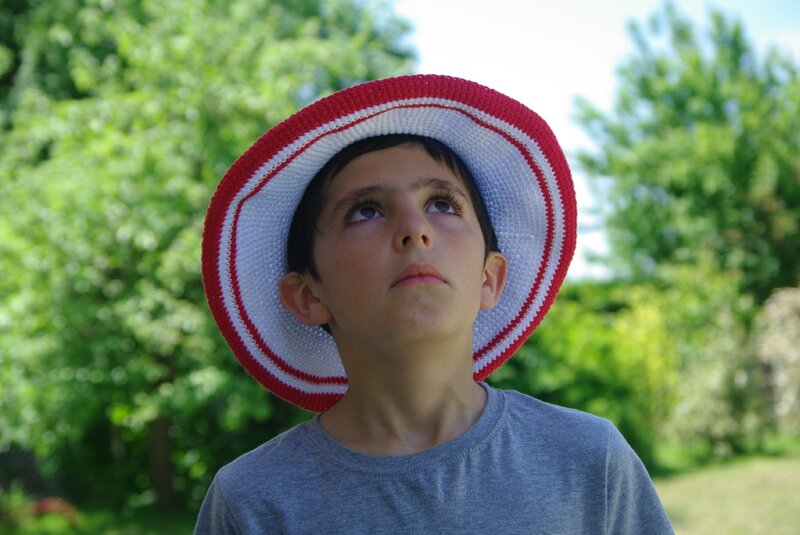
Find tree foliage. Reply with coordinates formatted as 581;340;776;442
572;3;796;463
576;2;800;303
0;0;413;511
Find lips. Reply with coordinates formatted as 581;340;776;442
391;263;447;288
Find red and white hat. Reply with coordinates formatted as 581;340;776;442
202;75;576;412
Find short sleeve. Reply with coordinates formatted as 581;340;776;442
194;475;240;535
604;426;674;534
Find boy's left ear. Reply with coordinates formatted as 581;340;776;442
480;251;508;309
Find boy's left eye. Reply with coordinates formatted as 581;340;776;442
431;200;456;213
426;193;462;215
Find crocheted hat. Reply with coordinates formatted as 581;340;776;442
202;75;576;412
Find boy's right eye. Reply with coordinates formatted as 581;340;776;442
345;202;382;223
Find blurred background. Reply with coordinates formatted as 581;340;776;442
1;0;798;532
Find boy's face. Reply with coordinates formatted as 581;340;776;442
283;144;506;355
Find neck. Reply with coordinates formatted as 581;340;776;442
319;338;486;456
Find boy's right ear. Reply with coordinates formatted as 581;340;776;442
278;272;332;326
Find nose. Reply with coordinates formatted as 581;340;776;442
392;206;431;250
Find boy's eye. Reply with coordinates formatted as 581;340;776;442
426;193;462;215
431;200;455;213
346;202;381;223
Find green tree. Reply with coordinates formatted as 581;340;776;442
573;3;793;462
576;2;800;303
0;0;413;512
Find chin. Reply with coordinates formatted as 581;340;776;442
391;309;475;341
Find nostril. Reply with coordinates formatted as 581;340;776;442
398;229;430;248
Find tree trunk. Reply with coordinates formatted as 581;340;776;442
148;416;177;511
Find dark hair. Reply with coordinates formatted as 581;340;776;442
287;134;499;279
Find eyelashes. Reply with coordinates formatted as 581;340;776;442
428;190;463;215
343;189;465;224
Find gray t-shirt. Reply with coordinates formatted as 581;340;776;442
194;385;673;534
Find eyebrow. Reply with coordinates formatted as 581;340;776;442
327;177;469;223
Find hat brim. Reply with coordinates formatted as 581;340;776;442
202;75;576;412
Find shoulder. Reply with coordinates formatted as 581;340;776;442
491;387;646;477
491;388;673;532
492;389;674;533
215;420;314;489
497;388;619;450
194;420;321;533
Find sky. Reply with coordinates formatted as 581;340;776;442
393;0;800;278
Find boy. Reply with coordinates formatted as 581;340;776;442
197;75;673;533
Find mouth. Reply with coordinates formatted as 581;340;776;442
391;263;447;288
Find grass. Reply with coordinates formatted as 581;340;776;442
655;455;800;534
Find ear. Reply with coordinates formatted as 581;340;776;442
480;251;508;310
278;272;332;326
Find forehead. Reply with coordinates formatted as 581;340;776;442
323;143;466;196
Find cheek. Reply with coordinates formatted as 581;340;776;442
315;238;378;287
443;225;485;260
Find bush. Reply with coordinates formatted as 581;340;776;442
754;287;800;434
